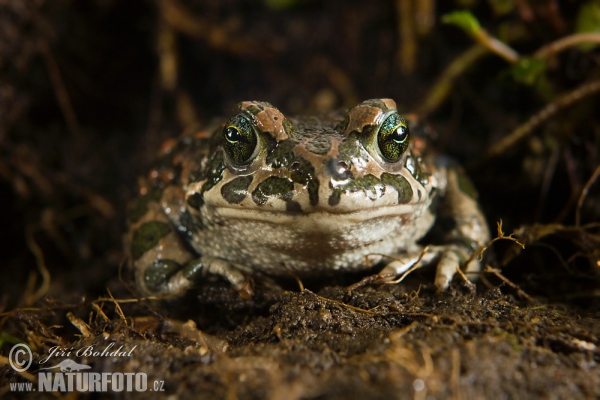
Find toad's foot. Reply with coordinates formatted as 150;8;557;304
349;245;481;292
136;255;253;299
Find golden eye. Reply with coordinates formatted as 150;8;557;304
377;113;409;162
222;115;258;164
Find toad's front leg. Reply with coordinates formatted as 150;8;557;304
128;186;251;298
379;164;490;291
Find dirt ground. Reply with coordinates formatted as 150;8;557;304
1;1;599;399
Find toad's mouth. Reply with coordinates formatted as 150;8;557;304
210;203;432;255
212;203;419;230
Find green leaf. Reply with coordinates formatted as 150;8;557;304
0;332;24;349
510;57;547;86
575;1;600;51
442;11;482;36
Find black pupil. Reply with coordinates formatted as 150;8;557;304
225;127;242;142
391;126;407;143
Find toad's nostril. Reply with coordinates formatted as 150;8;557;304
327;159;352;180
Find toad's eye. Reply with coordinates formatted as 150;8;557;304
222;115;258;164
377;112;409;162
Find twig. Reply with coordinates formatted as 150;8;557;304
348;247;429;291
91;303;110;323
535;32;600;59
303;289;377;315
94;296;166;303
454;265;470;284
465;220;525;268
473;29;519;63
24;225;51;306
418;45;488;117
576;165;600;226
66;311;92;338
160;0;278;59
527;242;574;275
484;265;535;302
105;288;127;322
289;272;304;292
396;0;417;74
39;42;81;138
472;79;600;168
383;246;429;284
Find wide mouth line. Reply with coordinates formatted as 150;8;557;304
211;204;412;218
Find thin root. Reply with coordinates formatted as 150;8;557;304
484;265;535;302
24;225;51;306
576;165;600;227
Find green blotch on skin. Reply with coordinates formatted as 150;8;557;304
266;139;319;206
328;190;341;206
290;157;319;206
252;176;294;205
405;157;430;186
427;188;440;213
338;133;368;162
266;138;296;168
195;151;226;207
329;174;385;206
187;192;202;209
221;175;253;204
179;209;197;235
128;188;164;224
183;259;204;281
204;151;226;190
286;200;302;212
381;173;413;204
282;118;297;138
144;259;181;292
132;221;171;260
334;115;349;133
